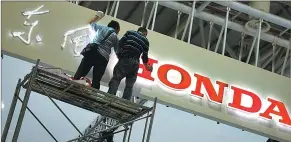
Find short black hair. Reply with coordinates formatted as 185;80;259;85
108;20;120;31
138;27;147;33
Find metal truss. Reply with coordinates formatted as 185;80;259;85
2;59;157;142
73;1;291;79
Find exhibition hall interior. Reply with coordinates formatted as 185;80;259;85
1;1;291;142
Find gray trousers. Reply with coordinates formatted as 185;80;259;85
108;58;139;100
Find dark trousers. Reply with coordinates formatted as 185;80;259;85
108;58;139;100
74;45;108;90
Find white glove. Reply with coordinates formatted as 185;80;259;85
96;11;105;18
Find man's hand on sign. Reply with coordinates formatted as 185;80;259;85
88;11;105;24
144;63;153;72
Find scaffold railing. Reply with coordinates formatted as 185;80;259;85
2;59;157;142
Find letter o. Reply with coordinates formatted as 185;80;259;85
157;64;191;90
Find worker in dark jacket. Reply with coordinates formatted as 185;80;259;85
107;27;153;100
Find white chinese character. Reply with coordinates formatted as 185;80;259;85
61;26;97;57
11;5;49;45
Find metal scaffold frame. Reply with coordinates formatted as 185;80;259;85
2;59;157;142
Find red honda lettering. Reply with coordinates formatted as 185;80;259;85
228;86;262;113
259;98;291;126
157;64;191;90
137;58;158;81
191;74;228;103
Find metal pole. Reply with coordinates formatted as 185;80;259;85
175;11;182;39
279;28;289;37
188;1;196;44
146;2;156;29
222;7;230;55
290;50;291;78
255;19;263;67
145;98;158;142
67;115;151;142
281;48;290;75
12;59;40;142
114;0;120;18
36;82;83;136
48;96;83;136
17;97;58;142
122;126;128;142
151;1;159;30
141;1;149;27
105;1;111;15
142;112;150;142
246;32;258;64
239;33;245;61
214;26;225;53
109;1;117;16
199;19;206;48
272;43;276;72
231;11;241;21
2;79;21;142
207;22;213;50
127;124;133;142
181;16;190;41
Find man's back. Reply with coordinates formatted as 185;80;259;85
119;30;149;63
90;23;119;61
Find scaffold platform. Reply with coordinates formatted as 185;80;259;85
2;59;157;142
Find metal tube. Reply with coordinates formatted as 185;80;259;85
188;1;196;44
207;22;213;50
67;115;151;142
127;124;133;142
239;33;245;61
114;0;120;18
122;126;128;142
109;1;117;16
214;1;291;29
222;7;230;55
142;112;150;142
151;1;159;30
36;82;83;136
48;96;83;136
246;32;258;64
146;2;156;29
212;26;238;59
181;16;190;41
105;1;111;15
290;50;291;78
255;19;263;67
158;1;290;48
145;98;158;142
272;44;276;72
281;48;290;75
261;45;281;69
196;1;210;13
279;28;289;37
17;97;58;142
12;59;40;142
231;11;241;21
141;1;149;27
199;19;206;48
175;11;181;39
2;79;21;142
215;26;225;53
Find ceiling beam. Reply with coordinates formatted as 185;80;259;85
123;2;142;21
159;1;290;48
168;1;211;38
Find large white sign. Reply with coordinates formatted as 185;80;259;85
11;5;49;45
2;2;291;141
